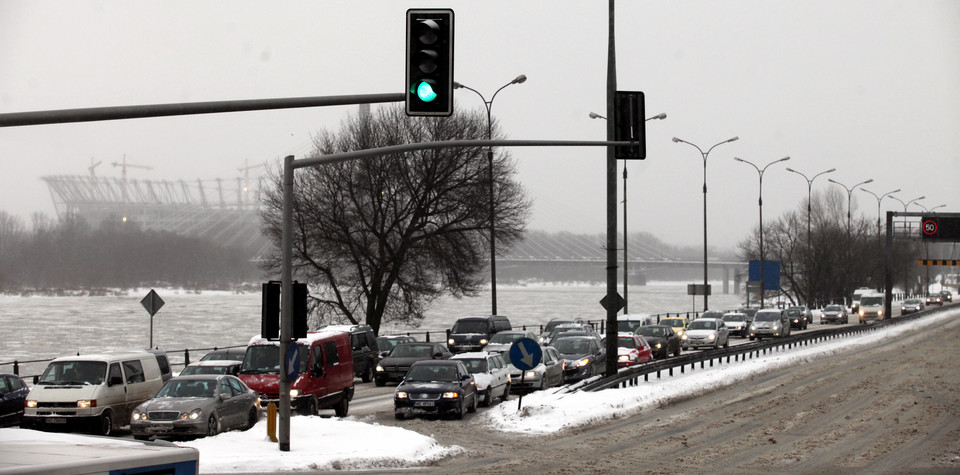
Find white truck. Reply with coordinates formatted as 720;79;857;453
858;293;885;324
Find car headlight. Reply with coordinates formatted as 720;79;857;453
655;343;662;349
180;409;202;420
448;339;455;345
524;370;537;379
376;365;384;372
577;357;591;367
707;334;716;341
396;391;408;399
878;310;884;316
77;399;95;408
750;324;756;331
131;410;146;422
773;323;780;330
441;392;460;399
479;339;488;346
859;310;865;316
290;389;300;398
681;334;688;340
618;355;630;362
26;400;37;408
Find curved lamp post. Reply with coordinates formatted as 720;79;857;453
860;188;901;238
590;111;666;313
672;136;739;311
828;178;874;234
734;156;790;309
785;167;835;306
454;74;527;315
889;195;926;235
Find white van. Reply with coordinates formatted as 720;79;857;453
616;313;654;334
858;293;885;324
22;351;165;436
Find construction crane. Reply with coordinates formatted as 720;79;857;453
111;154;153;216
88;157;102;177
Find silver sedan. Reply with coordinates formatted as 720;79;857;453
131;374;260;440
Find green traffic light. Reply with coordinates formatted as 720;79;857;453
416;81;438;102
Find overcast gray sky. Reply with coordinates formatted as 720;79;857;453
1;0;958;250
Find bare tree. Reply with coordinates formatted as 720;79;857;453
259;106;531;334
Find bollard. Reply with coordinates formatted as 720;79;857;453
184;349;191;366
267;402;278;442
425;331;430;342
13;361;19;375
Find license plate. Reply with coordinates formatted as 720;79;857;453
46;417;67;424
414;401;435;407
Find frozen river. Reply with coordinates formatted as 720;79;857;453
0;282;744;377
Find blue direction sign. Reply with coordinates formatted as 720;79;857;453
509;338;543;371
284;344;301;381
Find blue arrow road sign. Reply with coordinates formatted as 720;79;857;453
509;338;543;371
285;344;301;381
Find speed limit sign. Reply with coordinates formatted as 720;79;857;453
923;220;938;236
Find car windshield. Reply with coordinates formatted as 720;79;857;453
180;365;232;375
456;358;488;373
489;332;524;344
617;320;645;333
554;339;592;355
701;311;724;319
787;309;801;316
38;361;106;385
825;305;843;311
722;314;745;322
688;320;716;330
240;345;283;374
861;296;882;305
377;338;404;353
157;379;215;398
660;319;684;327
617;337;638;349
543;320;573;333
391;344;437;358
904;300;921;305
451;320;488;334
636;326;666;337
754;311;780;322
405;364;459;382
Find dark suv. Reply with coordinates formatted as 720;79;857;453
321;325;380;383
446;315;512;353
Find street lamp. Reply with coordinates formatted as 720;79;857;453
827;178;874;232
785;166;835;306
889;195;926;235
916;203;946;213
734;156;791;309
454;74;527;316
860;188;901;238
672;136;739;311
590;112;666;313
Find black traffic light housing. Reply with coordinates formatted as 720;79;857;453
406;9;454;116
261;280;308;340
614;91;646;160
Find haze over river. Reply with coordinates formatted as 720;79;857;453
1;282;743;378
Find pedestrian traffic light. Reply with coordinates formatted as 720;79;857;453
293;281;308;339
406;9;454;116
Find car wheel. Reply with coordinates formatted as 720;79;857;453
305;397;318;416
375;378;385;387
207;415;219;437
245;407;259;430
455;398;464;420
334;393;349;417
501;383;510;401
97;411;113;436
674;345;681;357
361;364;374;383
723;338;729;349
467;393;477;414
395;412;404;420
482;389;492;407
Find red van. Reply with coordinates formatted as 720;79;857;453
238;331;354;416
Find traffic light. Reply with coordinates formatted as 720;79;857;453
261;281;280;340
406;9;454;116
614;91;645;160
293;282;308;339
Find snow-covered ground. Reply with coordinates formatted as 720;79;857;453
2;308;955;473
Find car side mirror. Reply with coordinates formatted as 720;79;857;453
461;374;470;381
220;393;231;401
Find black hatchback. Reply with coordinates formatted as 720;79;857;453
634;325;681;359
0;373;30;427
